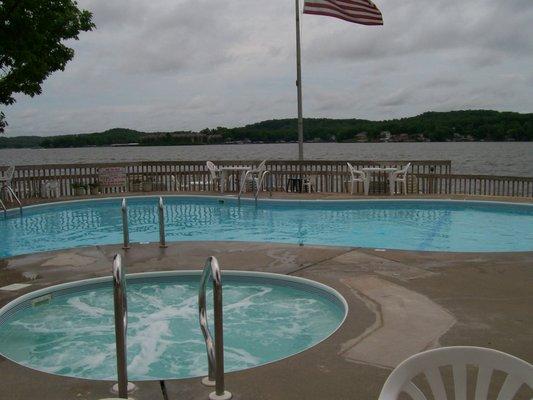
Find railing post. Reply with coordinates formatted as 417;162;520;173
121;198;130;249
112;254;129;399
199;256;232;400
158;197;167;248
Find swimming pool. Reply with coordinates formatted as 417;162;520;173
1;196;533;256
0;271;347;381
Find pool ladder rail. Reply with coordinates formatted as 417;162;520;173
237;168;271;201
112;254;130;399
120;196;167;250
199;256;232;400
0;189;23;218
0;198;6;216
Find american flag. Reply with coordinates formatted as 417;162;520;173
303;0;383;25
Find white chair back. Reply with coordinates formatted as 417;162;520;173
2;166;15;181
206;161;219;179
378;346;533;400
256;159;267;172
347;162;365;179
398;162;411;176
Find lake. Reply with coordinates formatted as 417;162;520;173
1;142;532;176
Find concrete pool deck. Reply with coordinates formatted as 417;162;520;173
1;239;532;400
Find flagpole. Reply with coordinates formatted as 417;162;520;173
295;0;304;160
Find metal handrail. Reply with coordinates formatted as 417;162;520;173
237;170;251;200
112;254;129;399
238;164;270;200
198;256;232;400
158;197;167;248
0;182;22;216
121;198;130;249
254;170;271;201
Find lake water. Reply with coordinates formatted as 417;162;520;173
1;142;532;176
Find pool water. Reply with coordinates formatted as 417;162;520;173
0;273;346;380
1;196;533;256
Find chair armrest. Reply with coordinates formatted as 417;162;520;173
352;170;366;179
391;170;407;178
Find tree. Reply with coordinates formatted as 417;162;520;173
0;0;95;132
0;111;6;133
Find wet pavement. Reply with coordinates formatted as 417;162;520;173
1;239;532;400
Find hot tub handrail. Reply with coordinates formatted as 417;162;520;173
121;198;130;249
198;256;231;399
112;253;129;399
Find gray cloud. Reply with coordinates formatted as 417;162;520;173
306;0;533;63
3;0;532;136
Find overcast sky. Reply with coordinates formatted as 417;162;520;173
4;0;533;136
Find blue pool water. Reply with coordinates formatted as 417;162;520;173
1;196;533;256
0;272;346;380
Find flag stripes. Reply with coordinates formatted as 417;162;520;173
304;0;383;25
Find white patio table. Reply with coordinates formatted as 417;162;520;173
219;166;252;194
361;167;399;195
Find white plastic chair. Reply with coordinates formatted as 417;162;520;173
346;162;369;195
206;161;222;191
378;346;533;400
302;175;316;193
0;166;16;201
389;162;411;195
40;180;60;198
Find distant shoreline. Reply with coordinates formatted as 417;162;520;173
1;139;532;150
1;110;532;149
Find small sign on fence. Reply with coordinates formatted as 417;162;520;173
99;167;127;188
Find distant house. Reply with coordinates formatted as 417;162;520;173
392;133;410;142
142;131;222;145
398;133;410;142
355;132;368;142
379;131;391;142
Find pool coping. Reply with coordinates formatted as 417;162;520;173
4;193;533;217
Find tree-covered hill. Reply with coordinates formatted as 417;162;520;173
225;110;533;142
0;135;43;148
1;110;531;149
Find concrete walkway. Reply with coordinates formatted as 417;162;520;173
1;242;532;399
340;275;455;368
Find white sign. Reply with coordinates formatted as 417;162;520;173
99;167;127;187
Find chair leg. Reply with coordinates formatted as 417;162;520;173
220;171;227;193
350;181;355;195
389;177;395;196
403;179;407;195
363;179;370;196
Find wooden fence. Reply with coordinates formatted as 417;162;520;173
0;159;531;199
415;173;533;198
0;160;448;198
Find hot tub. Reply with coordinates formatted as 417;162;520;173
0;271;347;381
